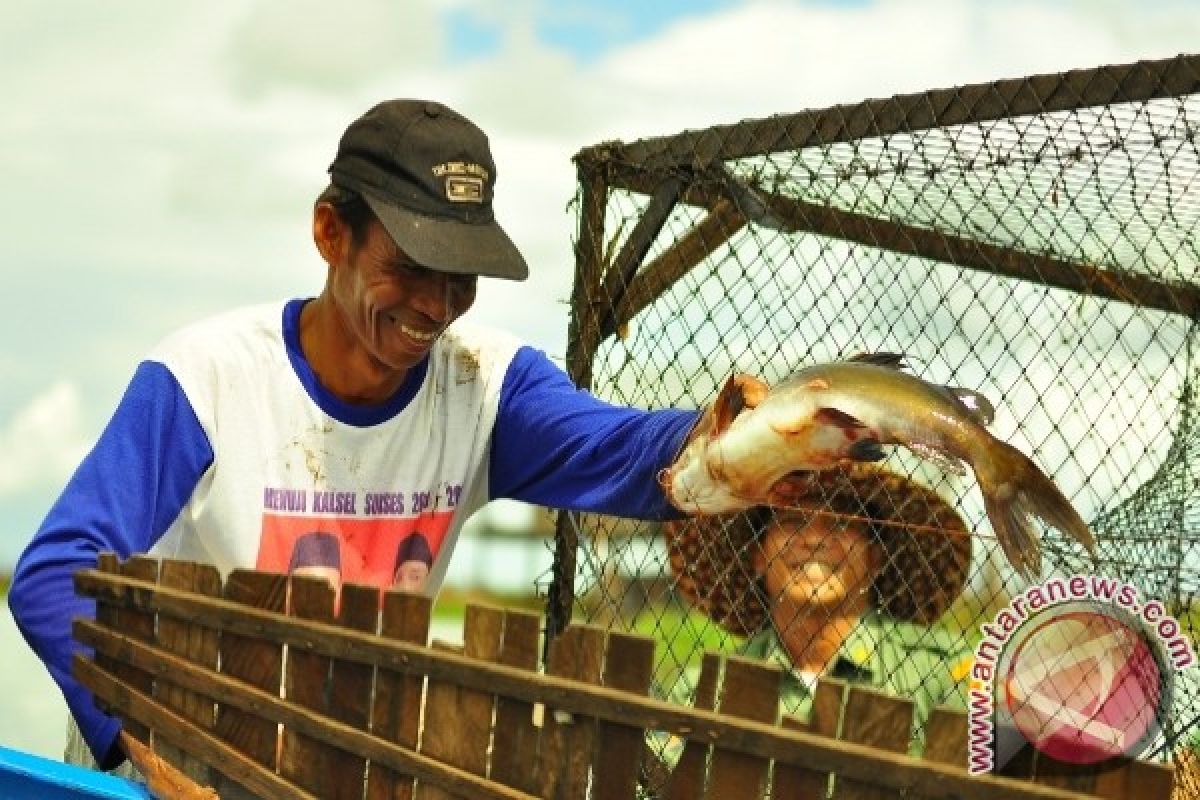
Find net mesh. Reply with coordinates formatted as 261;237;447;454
548;55;1200;796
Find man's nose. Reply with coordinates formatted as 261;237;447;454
411;271;452;321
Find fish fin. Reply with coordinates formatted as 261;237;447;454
944;387;996;426
907;441;968;475
847;438;886;462
814;407;867;430
848;352;908;370
711;375;749;433
976;439;1097;581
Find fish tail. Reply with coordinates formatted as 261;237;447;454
975;439;1096;581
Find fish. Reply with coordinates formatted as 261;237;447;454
660;353;1096;579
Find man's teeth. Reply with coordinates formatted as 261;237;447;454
400;324;435;342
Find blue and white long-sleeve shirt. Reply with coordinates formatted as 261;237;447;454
9;298;697;768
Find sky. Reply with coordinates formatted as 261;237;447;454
2;0;1200;570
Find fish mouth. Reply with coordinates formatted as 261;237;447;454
847;438;885;461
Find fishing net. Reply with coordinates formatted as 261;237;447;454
545;55;1200;796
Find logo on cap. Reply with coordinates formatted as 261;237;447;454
432;161;488;204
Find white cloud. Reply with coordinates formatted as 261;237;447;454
0;383;91;497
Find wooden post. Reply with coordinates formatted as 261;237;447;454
836;685;915;800
489;610;542;795
664;653;721;800
280;576;338;796
214;570;287;779
539;625;606;800
418;641;467;800
119;556;160;744
366;590;432;800
154;559;221;786
592;632;656;800
704;657;782;800
327;584;380;800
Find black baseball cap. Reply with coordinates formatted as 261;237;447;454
328;99;529;281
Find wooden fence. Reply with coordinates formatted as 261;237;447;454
73;556;1174;799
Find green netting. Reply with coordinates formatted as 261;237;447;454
547;55;1200;796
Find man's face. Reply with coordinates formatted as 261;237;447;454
393;560;430;592
330;218;478;372
754;505;882;615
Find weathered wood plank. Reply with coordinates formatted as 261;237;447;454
489;610;541;795
75;620;534;800
910;707;970;800
922;707;968;767
328;584;380;800
76;655;315;800
770;716;824;800
366;591;431;800
280;576;337;797
836;685;914;800
418;641;467;800
93;553;121;717
214;570;287;774
705;657;781;800
155;560;221;786
559;626;606;800
75;570;1104;800
460;606;505;781
592;632;655;800
119;556;159;743
536;626;607;800
1092;757;1175;800
664;653;721;800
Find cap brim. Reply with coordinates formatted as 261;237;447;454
362;193;529;281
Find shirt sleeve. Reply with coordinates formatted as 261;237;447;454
489;346;700;519
7;360;213;769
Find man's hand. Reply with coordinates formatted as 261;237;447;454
120;731;220;800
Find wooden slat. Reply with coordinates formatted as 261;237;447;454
537;626;606;800
705;657;781;800
774;678;845;797
280;576;337;797
75;655;314;800
910;707;971;800
419;641;467;800
592;632;656;800
93;554;121;716
215;570;287;774
76;569;1105;800
489;610;541;795
366;591;431;800
1033;755;1098;795
119;556;159;743
1092;757;1175;799
923;708;969;766
410;606;504;796
771;716;821;800
76;619;535;800
609;199;748;338
328;584;380;800
836;685;915;800
664;653;722;800
154;560;221;786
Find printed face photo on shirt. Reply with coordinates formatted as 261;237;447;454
258;512;451;589
392;531;434;592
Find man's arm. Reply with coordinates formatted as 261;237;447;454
489;347;699;519
8;361;213;769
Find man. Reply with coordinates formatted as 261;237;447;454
662;464;975;756
9;99;700;776
392;532;434;592
287;531;343;591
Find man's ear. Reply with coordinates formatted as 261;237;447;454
313;202;346;267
